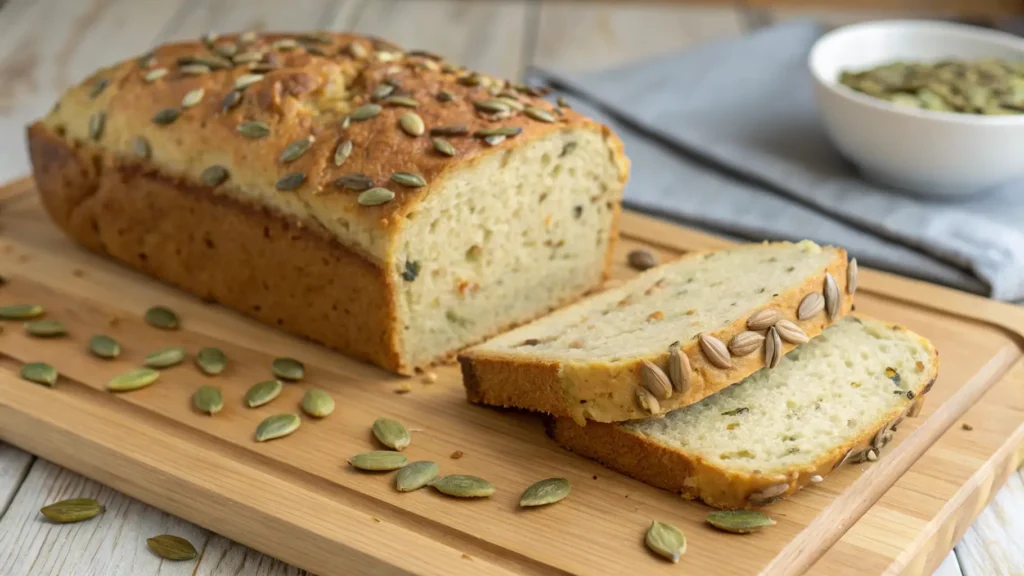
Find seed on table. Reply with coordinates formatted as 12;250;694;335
143;347;187;369
107;368;160;392
519;478;570;507
24;320;67;338
144;306;179;329
0;304;45;319
40;498;104;523
627;249;657;271
245;379;283;408
349;451;408;471
193;385;223;415
20;362;58;387
372;417;411;450
146;534;198;561
430;474;495;498
255;413;301;442
195;347;227;375
301;388;335;418
395;461;439;492
88;334;121;359
271;357;304;381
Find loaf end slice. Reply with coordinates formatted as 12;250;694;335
550;317;938;509
461;241;852;423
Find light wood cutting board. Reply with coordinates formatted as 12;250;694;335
0;177;1021;576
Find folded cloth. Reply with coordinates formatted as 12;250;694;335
529;21;1024;301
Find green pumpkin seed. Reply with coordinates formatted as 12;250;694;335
349;104;382;121
146;534;198;561
20;362;58;387
89;78;110;99
357;187;395;206
705;510;776;534
301;388;335;418
395;461;439;492
0;304;44;319
280;135;315;163
233;51;263;64
519;478;570;507
380;96;419;108
40;498;103;523
498;97;525;111
88;111;105;141
237;121;271;139
525;106;556;123
473;99;510;113
192;385;223;415
335;172;373;191
108;368;160;392
432;138;456;156
348;451;408;471
24;320;66;337
429;125;468;137
221;90;243;112
347;42;368;58
234;73;264;90
181;88;205;108
334;140;353;167
255;413;301;442
144;68;168;82
152;108;180;125
275;172;306;191
213;42;237;58
430;474;495;498
399;112;424;137
143;347;187;369
371;84;395;101
372;417;411;450
200;165;230;186
645;521;686;563
299;31;332;44
132;136;151;158
88;334;120;359
179;63;210;76
271;38;299;52
245;379;283;408
483;134;505;146
144;305;179;329
195;347;227;375
390;172;426;188
436;90;454;103
271;357;304;381
474;127;522;138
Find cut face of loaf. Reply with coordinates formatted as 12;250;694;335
460;241;852;423
550;317;939;509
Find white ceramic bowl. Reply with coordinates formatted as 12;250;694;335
809;20;1024;198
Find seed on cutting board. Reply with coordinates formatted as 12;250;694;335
301;388;335;418
255;413;301;442
144;305;179;329
40;498;103;523
193;385;223;415
706;510;776;534
108;368;160;392
143;347;187;368
245;380;283;408
88;334;121;359
146;534;198;561
748;482;789;504
395;461;439;492
797;293;825;320
645;521;686;563
195;347;227;375
24;320;67;338
349;451;408;471
271;357;304;381
20;362;58;387
627;249;657;271
0;304;44;319
430;474;495;498
358;187;395;206
372;417;411;450
519;477;570;507
88;111;105;141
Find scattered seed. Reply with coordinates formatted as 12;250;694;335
24;320;66;338
143;347;187;369
301;388;335;418
88;111;105;141
200;165;230;186
430;474;495;498
358;187;395;206
381;96;419;108
399;112;425;137
151;108;180;125
333;140;353;167
810;474;824;483
255;413;301;442
144;68;169;82
144;306;179;329
245;380;283;408
391;172;426;188
349;104;382;121
237;120;271;139
962;423;974;431
627;249;657;271
88;334;120;359
334;172;373;191
645;521;686;563
430;125;469;137
525;106;555;123
193;385;223;415
280;135;315;163
271;357;304;381
519;478;570;507
195;347;227;375
706;510;776;534
89;78;110;99
234;73;264;91
432;138;457;156
221;90;243;112
40;498;103;523
132;136;151;159
0;304;44;319
108;368;160;392
20;362;58;387
275;172;306;191
396;461;439;492
349;450;408;471
147;534;198;561
372;417;411;450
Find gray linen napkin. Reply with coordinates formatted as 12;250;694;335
529;21;1024;300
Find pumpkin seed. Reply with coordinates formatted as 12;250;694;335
280;135;314;163
429;125;468;137
824;272;841;320
333;140;353;166
372;417;411;450
349;104;382;121
245;379;283;408
706;510;776;534
334;172;373;191
430;474;495;498
24;320;66;337
358;187;395;206
349;450;408;471
144;68;168;82
232;51;263;65
747;308;781;330
200;165;229;186
193;385;223;415
765;326;782;369
639;360;672;400
143;347;187;368
108;368;160;392
151;108;180;125
239;30;259;44
146;534;197;561
519;477;570;507
271;357;304;381
436;90;454;103
626;249;657;270
221;90;243;112
234;73;264;90
132;136;151;158
798;293;825;320
699;333;732;369
255;413;301;442
181;88;205;108
299;31;332;44
347;42;368;58
20;362;58;387
88;334;120;359
237;120;271;139
89;78;109;99
301;388;335;418
775;319;809;344
0;304;44;319
525;106;555;123
728;331;765;357
848;258;858;295
667;343;691;394
144;305;179;329
483;134;505;146
399;112;425;137
391;172;426;188
275;172;306;191
395;461;439;492
474;127;521;138
645;521;686;563
88;111;105;141
40;498;103;523
473;99;510;114
371;84;395;101
402;261;420;282
179;63;210;76
271;38;298;51
381;96;419;109
213;42;237;58
432;138;457;156
195;347;227;375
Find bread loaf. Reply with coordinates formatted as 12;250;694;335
460;241;852;423
28;32;629;374
550;317;938;509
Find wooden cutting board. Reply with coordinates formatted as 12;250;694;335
0;177;1021;576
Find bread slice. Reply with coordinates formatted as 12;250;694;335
550;317;938;509
460;241;852;423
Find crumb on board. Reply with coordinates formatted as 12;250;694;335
962;423;973;431
450;450;464;459
422;371;438;384
395;382;412;394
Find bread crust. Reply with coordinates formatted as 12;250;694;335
461;245;852;424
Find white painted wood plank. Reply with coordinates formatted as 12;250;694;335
0;443;33;517
158;0;361;43
955;469;1024;576
195;535;309;576
933;549;965;576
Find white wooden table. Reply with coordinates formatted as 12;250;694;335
0;1;1020;574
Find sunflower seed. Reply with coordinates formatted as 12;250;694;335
245;380;283;408
436;90;454;102
429;125;468;137
179;63;210;76
181;88;205;109
132;136;151;158
391;172;426;188
358;187;395;206
349;451;408;471
848;258;858;295
88;334;120;359
143;347;187;368
636;387;661;415
349;104;382;121
748;482;789;505
234;73;264;90
20;362;58;387
432;137;456;156
193;385;223;415
275;172;305;191
152;108;180;125
335;172;373;190
699;333;732;368
706;510;776;534
474;127;521;138
667;343;691;394
146;534;197;561
395;461;439;492
560;141;577;157
280;135;314;163
645;521;686;563
333;140;353;166
89;78;109;99
399;112;425;137
200;165;229;186
525;106;555;123
144;305;179;329
108;368;160;392
519;478;570;507
824;273;841;320
255;413;301;442
747;308;781;330
301;388;335;418
144;68;168;82
372;417;411;450
430;474;495;498
775;319;809;344
40;498;103;523
639;360;672;400
765;326;782;369
728;331;765;357
0;304;44;319
237;120;270;139
627;249;657;271
381;96;419;108
271;357;304;381
195;347;227;375
88;111;105;141
798;293;825;320
24;320;66;337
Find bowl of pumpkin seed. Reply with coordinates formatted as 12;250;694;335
809;20;1024;197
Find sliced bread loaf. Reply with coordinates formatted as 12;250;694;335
550;317;938;509
460;241;852;423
